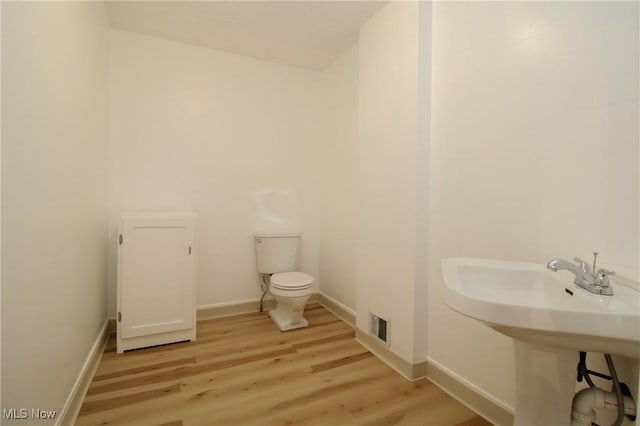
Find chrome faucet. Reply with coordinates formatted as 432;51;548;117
547;255;615;296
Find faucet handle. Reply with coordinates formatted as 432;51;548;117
593;268;615;287
595;268;615;276
574;257;591;273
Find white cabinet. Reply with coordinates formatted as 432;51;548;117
117;212;197;353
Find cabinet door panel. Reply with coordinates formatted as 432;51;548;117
120;218;195;339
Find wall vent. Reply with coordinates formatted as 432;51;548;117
370;313;390;346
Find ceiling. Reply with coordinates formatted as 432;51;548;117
105;1;387;71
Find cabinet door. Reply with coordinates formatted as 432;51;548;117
119;216;195;339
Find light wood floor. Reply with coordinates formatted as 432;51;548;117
77;304;491;426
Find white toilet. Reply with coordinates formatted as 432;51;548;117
254;232;314;331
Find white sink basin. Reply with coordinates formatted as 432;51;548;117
441;258;640;359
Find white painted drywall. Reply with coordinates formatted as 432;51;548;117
428;1;639;411
318;44;359;313
1;2;109;422
107;30;324;315
356;2;430;363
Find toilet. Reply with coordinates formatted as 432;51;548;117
254;232;314;331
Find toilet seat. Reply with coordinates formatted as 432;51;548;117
271;271;313;290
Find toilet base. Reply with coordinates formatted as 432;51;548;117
269;304;309;331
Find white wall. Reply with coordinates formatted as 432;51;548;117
356;2;430;363
428;0;639;411
108;30;324;315
318;44;359;313
1;2;109;422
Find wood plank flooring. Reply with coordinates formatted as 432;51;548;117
77;304;491;426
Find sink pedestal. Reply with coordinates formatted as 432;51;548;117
515;341;578;425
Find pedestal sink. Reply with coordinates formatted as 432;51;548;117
441;258;640;425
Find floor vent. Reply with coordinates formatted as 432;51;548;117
370;313;390;345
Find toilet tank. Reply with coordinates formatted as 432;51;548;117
254;232;300;274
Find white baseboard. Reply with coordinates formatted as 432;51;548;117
354;327;512;425
426;357;514;426
316;292;356;327
355;328;425;381
197;297;275;320
196;294;327;321
56;319;111;426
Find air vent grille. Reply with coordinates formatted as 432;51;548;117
370;313;390;346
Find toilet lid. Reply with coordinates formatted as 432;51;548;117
271;272;314;289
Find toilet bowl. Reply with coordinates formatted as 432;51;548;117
268;271;313;331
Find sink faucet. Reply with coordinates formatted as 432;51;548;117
547;256;615;296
